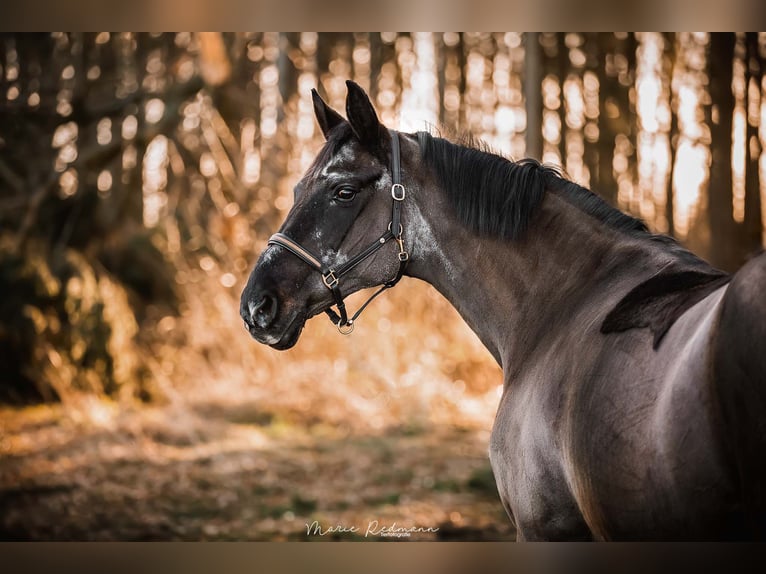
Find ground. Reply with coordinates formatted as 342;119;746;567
0;394;514;541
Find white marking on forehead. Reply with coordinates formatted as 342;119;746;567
322;172;347;186
320;146;354;177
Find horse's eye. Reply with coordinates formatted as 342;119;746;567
333;186;357;203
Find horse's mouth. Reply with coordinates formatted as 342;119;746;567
245;311;307;350
264;299;338;349
243;295;338;350
269;324;304;350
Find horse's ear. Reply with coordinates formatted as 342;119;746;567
312;88;346;140
345;80;384;149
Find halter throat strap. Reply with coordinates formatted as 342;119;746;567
267;130;408;334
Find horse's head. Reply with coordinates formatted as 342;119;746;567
240;81;411;349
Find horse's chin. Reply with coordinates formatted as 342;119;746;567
273;312;308;350
269;324;303;350
269;299;335;349
247;311;306;350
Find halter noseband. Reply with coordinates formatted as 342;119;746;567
267;130;409;334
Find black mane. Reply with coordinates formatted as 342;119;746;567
416;131;648;241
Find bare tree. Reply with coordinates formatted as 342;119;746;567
524;33;542;160
707;33;738;270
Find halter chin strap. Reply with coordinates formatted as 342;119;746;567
267;130;409;334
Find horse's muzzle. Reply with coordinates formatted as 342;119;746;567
241;291;278;331
240;283;308;350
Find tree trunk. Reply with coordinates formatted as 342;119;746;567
663;33;677;237
744;32;763;251
707;33;737;271
369;33;382;103
624;33;638;211
582;33;600;190
453;33;466;132
524;33;542;160
597;33;619;204
278;33;299;105
557;32;569;163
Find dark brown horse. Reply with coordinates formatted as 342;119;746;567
241;81;766;540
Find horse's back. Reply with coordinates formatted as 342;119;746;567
711;250;766;531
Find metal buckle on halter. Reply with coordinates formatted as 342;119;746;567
395;236;409;261
322;270;339;289
391;183;406;201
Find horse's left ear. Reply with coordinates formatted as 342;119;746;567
345;80;384;149
312;88;346;140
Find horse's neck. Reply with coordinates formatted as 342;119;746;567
407;191;662;370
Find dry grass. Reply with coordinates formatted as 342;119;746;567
172;272;503;433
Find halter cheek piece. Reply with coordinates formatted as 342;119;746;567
267;130;409;334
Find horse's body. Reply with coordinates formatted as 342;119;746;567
241;81;766;540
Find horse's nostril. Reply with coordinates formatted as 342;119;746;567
248;292;278;329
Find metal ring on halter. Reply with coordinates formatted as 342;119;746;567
388;222;403;236
391;183;406;200
337;320;354;335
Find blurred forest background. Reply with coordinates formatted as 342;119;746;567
1;32;765;541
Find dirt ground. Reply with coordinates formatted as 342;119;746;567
0;394;514;541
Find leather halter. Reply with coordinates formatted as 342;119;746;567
267;130;409;334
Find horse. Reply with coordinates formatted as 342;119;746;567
240;80;766;540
